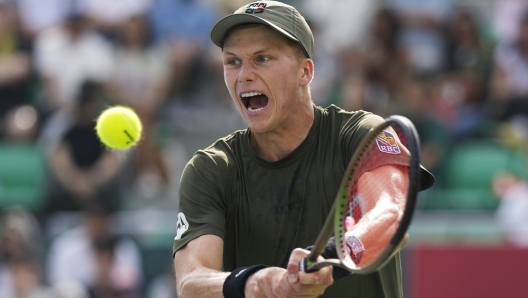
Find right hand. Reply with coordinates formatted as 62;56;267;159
244;248;333;297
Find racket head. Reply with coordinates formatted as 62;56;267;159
334;115;421;273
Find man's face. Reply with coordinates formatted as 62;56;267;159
222;25;309;135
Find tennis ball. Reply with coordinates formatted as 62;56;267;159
95;106;142;150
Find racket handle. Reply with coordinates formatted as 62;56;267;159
300;256;314;273
300;257;337;273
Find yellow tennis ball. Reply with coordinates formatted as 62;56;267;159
95;106;142;150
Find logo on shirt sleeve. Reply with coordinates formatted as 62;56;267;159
175;212;189;240
376;131;401;154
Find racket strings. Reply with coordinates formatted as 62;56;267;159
346;131;385;224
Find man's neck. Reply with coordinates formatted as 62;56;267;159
250;103;315;162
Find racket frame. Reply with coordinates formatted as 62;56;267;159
300;115;422;274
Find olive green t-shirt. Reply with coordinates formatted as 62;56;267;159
173;105;404;298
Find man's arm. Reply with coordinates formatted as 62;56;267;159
174;235;227;297
346;164;409;265
174;235;334;298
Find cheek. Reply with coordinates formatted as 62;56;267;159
224;70;243;108
224;70;237;93
272;68;298;100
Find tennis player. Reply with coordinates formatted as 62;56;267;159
172;1;434;297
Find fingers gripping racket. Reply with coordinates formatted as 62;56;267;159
300;115;421;274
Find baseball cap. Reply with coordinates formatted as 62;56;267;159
211;1;314;59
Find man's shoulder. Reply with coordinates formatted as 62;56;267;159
202;129;246;153
316;105;381;126
188;129;247;166
318;104;368;117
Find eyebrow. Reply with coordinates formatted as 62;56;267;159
223;49;273;57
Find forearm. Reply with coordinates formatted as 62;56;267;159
174;235;227;298
176;266;230;298
350;204;400;264
350;166;408;264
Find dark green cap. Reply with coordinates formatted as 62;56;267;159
211;1;314;59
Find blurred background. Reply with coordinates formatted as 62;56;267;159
0;0;527;297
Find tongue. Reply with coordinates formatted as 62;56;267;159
248;95;268;109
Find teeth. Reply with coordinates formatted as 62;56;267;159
241;92;262;97
248;106;264;112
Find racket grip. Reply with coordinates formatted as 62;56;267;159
300;257;328;273
301;257;341;273
300;257;312;273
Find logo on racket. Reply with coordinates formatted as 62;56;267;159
376;131;400;154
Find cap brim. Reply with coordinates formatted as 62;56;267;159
419;165;435;191
211;13;300;48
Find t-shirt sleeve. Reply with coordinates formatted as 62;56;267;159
340;113;409;171
340;112;384;161
172;150;229;257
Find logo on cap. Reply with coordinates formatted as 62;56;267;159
376;131;401;154
245;2;267;14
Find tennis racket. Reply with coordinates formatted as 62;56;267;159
300;115;421;274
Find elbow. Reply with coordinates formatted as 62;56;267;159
174;265;187;298
174;263;196;298
175;272;188;298
174;259;184;297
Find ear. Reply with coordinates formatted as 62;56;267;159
299;58;314;87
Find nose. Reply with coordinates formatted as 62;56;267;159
238;61;256;83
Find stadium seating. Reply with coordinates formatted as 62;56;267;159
419;140;527;211
0;142;46;211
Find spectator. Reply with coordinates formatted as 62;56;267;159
0;208;54;298
33;11;114;114
109;15;170;198
488;12;528;121
79;0;153;43
303;0;378;56
387;0;454;75
149;0;221;103
493;171;528;248
15;0;73;39
363;7;410;115
46;202;143;292
436;10;492;140
0;0;34;141
493;0;528;46
333;47;369;112
89;235;142;298
335;8;409;115
393;74;450;176
444;10;493;80
46;81;125;214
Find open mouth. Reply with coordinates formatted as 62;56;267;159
241;92;269;113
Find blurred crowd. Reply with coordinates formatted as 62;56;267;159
1;0;528;297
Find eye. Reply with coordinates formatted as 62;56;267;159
225;58;240;66
257;55;270;62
